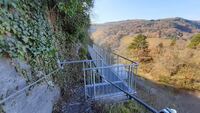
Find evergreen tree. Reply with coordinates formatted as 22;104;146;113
129;34;148;50
188;33;200;49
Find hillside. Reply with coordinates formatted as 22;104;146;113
91;17;200;48
91;18;200;91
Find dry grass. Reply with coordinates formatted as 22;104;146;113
92;101;148;113
115;36;200;91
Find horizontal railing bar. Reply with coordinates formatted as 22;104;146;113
83;64;137;71
60;59;102;65
112;52;139;65
0;68;60;105
93;92;126;99
86;81;123;87
91;44;138;65
102;76;158;113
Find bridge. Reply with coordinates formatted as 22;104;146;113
83;44;137;100
82;44;176;113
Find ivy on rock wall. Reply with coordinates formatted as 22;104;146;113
55;0;93;55
0;0;57;83
0;0;93;86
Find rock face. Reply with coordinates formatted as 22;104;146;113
0;58;60;113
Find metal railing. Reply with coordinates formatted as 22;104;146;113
83;64;137;99
82;62;158;113
87;44;161;113
102;75;159;113
90;44;138;65
0;68;60;105
88;44;138;92
0;59;103;105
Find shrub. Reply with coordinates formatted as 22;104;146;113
93;101;147;113
109;101;147;113
188;33;200;49
170;38;176;46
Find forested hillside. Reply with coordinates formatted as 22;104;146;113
91;18;200;91
91;18;200;48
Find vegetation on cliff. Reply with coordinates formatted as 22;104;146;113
0;0;93;85
0;0;94;112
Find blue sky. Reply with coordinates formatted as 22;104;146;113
91;0;200;24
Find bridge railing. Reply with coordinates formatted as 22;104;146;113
83;64;137;99
88;44;138;91
91;44;138;65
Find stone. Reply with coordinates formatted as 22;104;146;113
0;58;60;113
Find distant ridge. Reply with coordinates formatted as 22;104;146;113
93;17;200;25
91;17;200;42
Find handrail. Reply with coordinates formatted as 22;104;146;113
83;63;137;71
91;44;139;65
88;44;158;113
101;74;159;113
83;66;159;113
60;59;102;65
0;68;60;105
112;52;139;65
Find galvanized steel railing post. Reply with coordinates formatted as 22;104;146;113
93;69;96;98
83;62;87;100
134;65;138;93
131;65;133;91
90;61;92;84
128;65;131;92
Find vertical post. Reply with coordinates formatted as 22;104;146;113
108;67;110;93
121;65;123;80
131;65;133;90
83;62;87;100
117;56;119;79
106;68;108;93
93;69;96;99
106;51;108;64
130;65;133;91
104;50;107;64
101;60;103;77
128;65;131;90
130;65;133;92
90;61;92;84
134;65;137;93
96;52;97;64
109;52;112;65
117;55;119;64
101;67;104;95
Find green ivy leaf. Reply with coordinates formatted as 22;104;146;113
22;36;29;43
